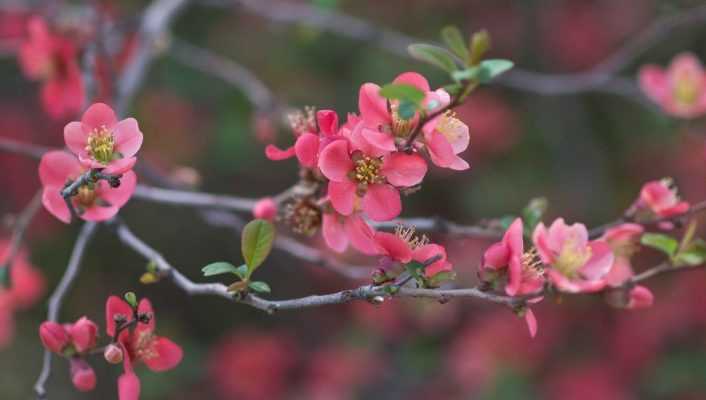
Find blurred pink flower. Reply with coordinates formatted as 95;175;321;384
18;17;84;119
209;331;296;400
601;223;644;287
69;358;97;392
456;90;520;158
64;103;143;174
633;178;689;220
533;218;613;293
639;53;706;118
38;150;137;223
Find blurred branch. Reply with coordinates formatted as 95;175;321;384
205;0;706;105
0;137;49;159
0;190;42;285
169;37;280;113
34;222;98;400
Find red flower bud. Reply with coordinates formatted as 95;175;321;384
253;197;277;221
70;358;96;392
68;316;98;353
39;321;69;353
103;343;124;364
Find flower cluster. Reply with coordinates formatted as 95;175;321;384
479;179;690;337
39;103;142;223
38;294;182;399
18;17;84;119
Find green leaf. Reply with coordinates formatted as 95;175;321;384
442;83;463;97
496;215;517;231
241;219;276;273
477;59;514;82
397;100;418;120
441;25;469;63
248;281;271;294
124;292;138;308
641;233;679;257
408;44;457;73
0;267;7;287
469;30;490;66
202;262;239;277
234;264;249;279
522;197;548;234
379;83;425;105
427;270;457;287
675;239;706;267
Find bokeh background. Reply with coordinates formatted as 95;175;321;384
2;0;706;399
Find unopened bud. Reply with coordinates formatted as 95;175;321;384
39;322;69;354
103;344;124;364
253;198;278;221
70;358;96;392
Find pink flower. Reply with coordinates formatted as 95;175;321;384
639;52;706;118
64;103;143;174
68;316;98;353
265;109;339;168
252;197;277;221
39;316;98;355
69;358;96;392
633;178;689;220
18;17;84;119
1;241;45;349
321;211;379;255
480;218;545;337
105;296;183;400
318;139;426;221
533;218;614;293
38;150;137;223
600;223;644;287
372;227;453;279
422;106;470;170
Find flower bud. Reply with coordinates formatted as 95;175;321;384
39;321;69;353
627;285;654;310
253;198;277;221
70;358;96;392
68;316;98;353
103;343;124;364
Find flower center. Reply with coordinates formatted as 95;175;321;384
521;247;545;277
673;74;700;106
436;111;466;143
134;330;158;361
351;153;384;186
390;102;415;137
75;185;97;207
86;126;115;165
394;224;429;250
555;239;591;278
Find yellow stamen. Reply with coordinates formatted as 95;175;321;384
86;126;115;165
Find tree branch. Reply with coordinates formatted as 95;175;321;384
1;190;43;285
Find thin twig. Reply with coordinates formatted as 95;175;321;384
1;190;43;285
34;222;99;400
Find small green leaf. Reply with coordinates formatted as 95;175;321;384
522;197;548;235
242;219;276;273
477;59;514;82
248;281;271;294
408;43;457;73
674;239;706;267
234;264;249;279
441;25;469;63
469;30;490;65
496;215;518;231
202;262;239;277
379;83;425;105
442;83;463;97
0;267;7;287
397;100;418;120
641;233;679;257
124;292;138;308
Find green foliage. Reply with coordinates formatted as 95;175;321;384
674;239;706;267
124;292;138;308
408;44;457;73
248;281;271;294
379;83;425;104
452;59;514;84
202;262;241;277
522;197;548;235
241;219;276;273
441;25;469;62
641;233;679;257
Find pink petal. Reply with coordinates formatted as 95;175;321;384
358;83;389;126
638;65;668;103
42;187;71;224
327;180;357;216
64;121;89;156
579;240;614;281
118;372;140;400
359;127;396;153
362;184;401;221
481;242;510;270
69;358;96;392
106;296;133;337
414;244;451;277
627;285;654;309
80;204;120;222
135;298;156;336
294;133;320;168
113;118;144;158
603;257;634;287
97;170;137;209
344;214;380;255
425;130;457;169
382;152;427;187
505;218;524;256
322;213;348;253
532;223;553;264
39;150;82;188
104;157;137;175
317;109;339;136
318;139;353;181
525;308;538;338
68;317;98;353
393;71;431;92
265;144;296;160
81;103;117;131
143;337;183;372
506;255;522;296
374;232;412;263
